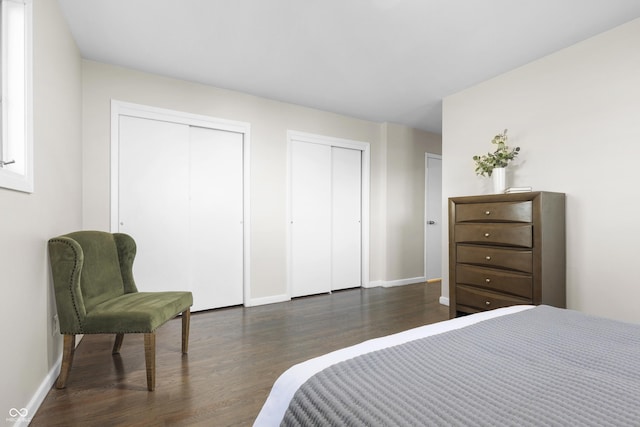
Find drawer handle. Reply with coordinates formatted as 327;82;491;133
485;301;491;306
485;256;491;261
485;210;491;215
484;233;490;237
485;278;491;283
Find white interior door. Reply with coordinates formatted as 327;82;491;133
119;116;190;292
290;141;332;297
425;153;442;280
118;116;244;310
189;126;244;310
332;147;361;290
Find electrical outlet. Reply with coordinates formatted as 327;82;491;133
52;315;59;335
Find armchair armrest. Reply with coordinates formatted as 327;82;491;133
114;233;139;294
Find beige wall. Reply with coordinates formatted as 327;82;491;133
0;0;82;416
82;61;441;301
442;18;640;322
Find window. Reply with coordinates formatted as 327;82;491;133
0;0;32;193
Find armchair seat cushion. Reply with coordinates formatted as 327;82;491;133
82;291;193;334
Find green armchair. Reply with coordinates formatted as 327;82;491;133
48;230;193;391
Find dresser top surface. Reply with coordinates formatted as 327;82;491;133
449;191;565;205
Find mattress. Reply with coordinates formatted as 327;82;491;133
257;305;640;426
254;305;536;426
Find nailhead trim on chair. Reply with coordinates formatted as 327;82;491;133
79;330;158;334
49;238;85;334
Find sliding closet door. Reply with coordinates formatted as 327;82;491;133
189;126;244;310
290;140;363;297
331;147;362;290
119;116;191;292
118;116;244;311
290;141;332;297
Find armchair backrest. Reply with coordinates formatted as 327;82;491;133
48;231;139;334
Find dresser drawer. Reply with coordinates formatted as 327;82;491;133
456;201;532;223
455;223;532;248
456;285;531;312
457;245;533;273
456;264;533;298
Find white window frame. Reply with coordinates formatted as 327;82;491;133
0;0;33;193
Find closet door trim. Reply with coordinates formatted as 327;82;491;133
286;130;371;297
110;100;251;306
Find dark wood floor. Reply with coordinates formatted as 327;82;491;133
31;282;448;426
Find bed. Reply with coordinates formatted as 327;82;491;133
254;305;640;426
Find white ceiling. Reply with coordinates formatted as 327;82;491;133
58;0;640;134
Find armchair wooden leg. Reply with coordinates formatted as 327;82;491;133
112;333;124;354
144;332;156;391
56;334;76;389
181;309;191;354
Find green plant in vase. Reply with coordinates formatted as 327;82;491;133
473;129;520;177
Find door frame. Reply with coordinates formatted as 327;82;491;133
424;153;442;281
110;100;251;306
286;130;371;298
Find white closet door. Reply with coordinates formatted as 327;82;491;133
331;147;362;290
290;141;332;297
118;116;244;311
118;116;191;292
425;154;442;280
189;126;244;310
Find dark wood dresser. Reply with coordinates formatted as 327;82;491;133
448;191;565;318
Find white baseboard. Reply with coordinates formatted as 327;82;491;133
382;276;426;288
365;277;428;288
439;296;450;306
14;353;61;426
364;280;383;288
18;335;84;425
246;293;290;307
248;278;432;304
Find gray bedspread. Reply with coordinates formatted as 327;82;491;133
281;305;640;426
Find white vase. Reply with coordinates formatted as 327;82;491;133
492;167;506;194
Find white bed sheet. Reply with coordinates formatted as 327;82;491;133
254;305;534;426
